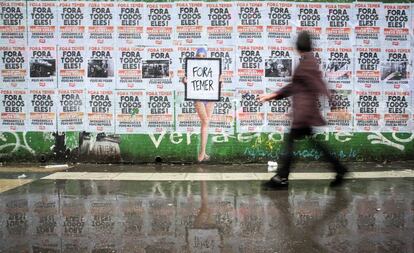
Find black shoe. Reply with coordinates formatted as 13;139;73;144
262;175;289;189
330;172;348;188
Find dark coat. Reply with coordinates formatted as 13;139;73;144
276;52;330;129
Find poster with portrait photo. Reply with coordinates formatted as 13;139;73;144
354;89;383;132
0;46;27;89
116;2;146;46
324;3;354;47
265;2;296;45
295;3;326;47
210;90;235;134
57;89;85;132
116;46;145;90
174;2;206;45
264;45;294;87
236;89;265;133
143;47;177;89
208;46;236;89
383;4;411;47
236;45;265;88
58;46;86;89
355;47;381;89
28;89;57;132
0;89;27;132
145;90;174;133
354;2;383;47
144;3;175;46
86;46;115;90
175;90;200;133
85;2;115;45
324;47;353;89
381;48;411;89
58;2;86;45
115;90;146;134
28;1;58;45
235;2;265;45
29;46;57;89
383;90;411;132
206;2;236;45
0;1;26;45
325;89;353;132
86;90;114;133
265;88;292;133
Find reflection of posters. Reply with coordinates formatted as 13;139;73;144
210;90;234;134
355;47;381;89
206;2;235;45
383;90;411;132
0;90;27;132
28;1;58;45
86;2;115;45
325;89;353;132
265;2;295;45
143;47;176;89
57;89;85;132
58;2;86;45
354;90;383;132
236;45;264;88
0;46;27;89
116;46;145;89
145;3;174;45
325;3;354;47
86;90;114;133
87;46;115;90
116;2;145;45
0;1;26;45
296;3;325;45
264;46;294;87
115;90;145;134
175;2;206;45
58;46;86;89
29;46;57;89
354;2;382;46
236;89;264;133
62;198;87;252
265;88;291;133
324;47;353;89
208;46;236;88
176;90;200;133
381;48;411;88
236;2;265;44
383;4;411;47
28;89;57;132
146;90;174;133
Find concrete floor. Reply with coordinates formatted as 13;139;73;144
0;167;413;253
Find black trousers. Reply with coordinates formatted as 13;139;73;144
277;127;347;178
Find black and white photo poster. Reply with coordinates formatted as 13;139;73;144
381;47;411;89
143;47;177;89
185;58;221;101
86;46;115;90
29;45;57;89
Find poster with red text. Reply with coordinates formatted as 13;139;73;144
143;47;177;90
324;3;354;47
295;3;326;47
28;89;57;132
116;46;145;90
354;90;383;132
86;46;115;90
236;89;265;133
145;90;174;133
0;1;26;45
57;89;85;132
175;2;206;45
28;1;57;45
86;90;114;133
235;2;265;44
175;90;200;133
264;45;294;88
115;90;146;134
325;89;353;132
355;47;381;89
116;2;145;46
86;2;115;45
383;4;411;47
58;2;86;45
177;46;199;82
383;90;411;132
208;46;236;89
236;45;265;88
145;3;175;46
29;45;57;89
354;2;383;47
265;88;291;133
324;47;353;89
206;2;235;45
265;2;296;46
210;90;235;134
0;89;27;132
0;46;27;89
312;46;325;70
58;45;86;89
381;48;411;89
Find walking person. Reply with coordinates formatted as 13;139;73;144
259;31;348;188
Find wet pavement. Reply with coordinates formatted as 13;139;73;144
0;175;413;253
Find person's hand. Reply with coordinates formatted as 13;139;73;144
219;74;224;83
259;93;277;103
182;76;187;85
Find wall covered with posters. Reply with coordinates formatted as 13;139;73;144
0;0;413;163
